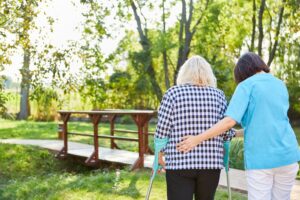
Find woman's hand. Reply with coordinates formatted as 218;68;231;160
158;152;166;173
233;128;244;137
176;135;202;153
177;117;236;153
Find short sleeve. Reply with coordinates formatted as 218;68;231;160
225;83;250;124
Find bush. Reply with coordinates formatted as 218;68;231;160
0;76;8;116
229;138;244;170
118;115;134;124
30;86;61;121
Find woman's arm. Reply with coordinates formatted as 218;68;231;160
177;117;236;153
158;152;166;172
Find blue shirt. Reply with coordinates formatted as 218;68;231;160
225;73;300;170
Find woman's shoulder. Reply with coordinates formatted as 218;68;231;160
166;84;225;97
201;86;226;97
209;86;225;94
165;84;191;94
239;73;285;89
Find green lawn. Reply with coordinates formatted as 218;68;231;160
0;144;247;200
0;118;299;199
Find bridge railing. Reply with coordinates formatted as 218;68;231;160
56;110;156;169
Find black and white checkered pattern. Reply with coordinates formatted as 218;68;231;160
155;84;235;170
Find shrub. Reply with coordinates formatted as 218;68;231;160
30;86;61;121
0;76;8;116
229;138;244;170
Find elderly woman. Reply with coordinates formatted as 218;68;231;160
154;55;234;200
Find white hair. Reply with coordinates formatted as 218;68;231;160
176;55;217;87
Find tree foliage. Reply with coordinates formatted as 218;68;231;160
0;0;75;120
275;1;300;118
0;0;43;119
78;0;299;114
1;0;300;118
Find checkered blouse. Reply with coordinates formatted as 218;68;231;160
155;84;235;170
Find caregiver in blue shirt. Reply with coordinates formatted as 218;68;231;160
177;52;300;200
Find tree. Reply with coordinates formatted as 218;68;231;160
0;1;11;115
80;0;300;115
129;0;163;100
0;0;41;119
275;0;300;119
193;0;250;96
250;0;286;66
112;0;213;97
0;0;71;120
77;0;109;110
173;0;210;84
161;0;170;88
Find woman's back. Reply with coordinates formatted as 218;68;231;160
155;84;233;170
225;73;300;169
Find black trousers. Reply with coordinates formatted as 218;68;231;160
166;169;221;200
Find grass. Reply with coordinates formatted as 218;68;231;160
0;144;247;200
0;119;300;192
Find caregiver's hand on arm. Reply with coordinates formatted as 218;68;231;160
177;117;236;153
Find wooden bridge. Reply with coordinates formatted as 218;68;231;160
56;110;156;169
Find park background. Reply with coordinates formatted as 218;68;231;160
0;0;299;199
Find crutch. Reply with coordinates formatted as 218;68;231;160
145;165;160;200
223;141;232;200
145;138;168;200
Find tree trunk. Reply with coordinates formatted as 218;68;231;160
267;1;285;66
250;0;256;51
182;31;192;65
180;0;193;73
173;0;208;85
174;0;186;84
163;50;170;89
162;0;170;89
18;49;31;120
257;0;266;56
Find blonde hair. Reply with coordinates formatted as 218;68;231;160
176;55;217;87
